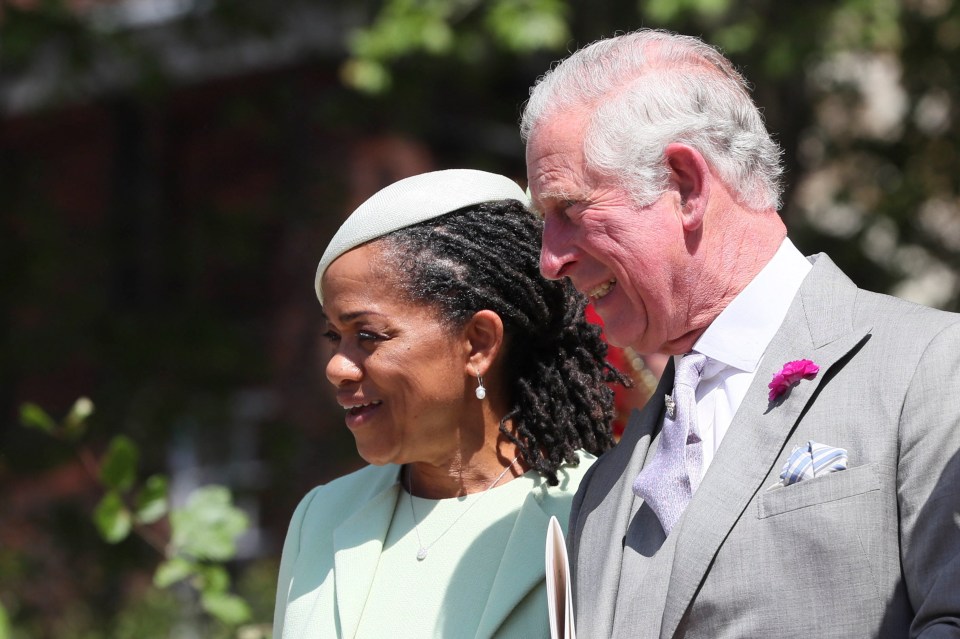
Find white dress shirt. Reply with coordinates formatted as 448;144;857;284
686;238;812;473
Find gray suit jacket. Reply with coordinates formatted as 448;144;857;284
569;254;960;638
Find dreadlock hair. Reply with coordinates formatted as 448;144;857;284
375;198;630;486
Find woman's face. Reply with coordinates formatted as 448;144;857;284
320;242;473;467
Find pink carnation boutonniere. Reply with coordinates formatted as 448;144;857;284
768;359;820;403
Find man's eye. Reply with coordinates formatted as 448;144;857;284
564;200;588;219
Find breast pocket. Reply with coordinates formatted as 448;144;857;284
757;462;880;518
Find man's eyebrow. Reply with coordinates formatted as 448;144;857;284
536;187;576;202
530;189;565;213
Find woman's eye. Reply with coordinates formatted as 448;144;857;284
358;331;382;342
321;330;341;342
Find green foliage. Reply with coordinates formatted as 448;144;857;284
99;435;139;491
19;402;57;433
19;396;92;439
135;475;169;525
150;488;253;625
94;491;133;543
343;0;462;92
342;0;568;93
485;0;570;52
63;397;95;438
0;600;9;639
340;58;392;94
171;486;249;562
153;558;259;629
154;557;195;588
201;592;252;627
18;400;254;629
644;0;733;23
350;0;457;58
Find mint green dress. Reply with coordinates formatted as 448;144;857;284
273;452;596;639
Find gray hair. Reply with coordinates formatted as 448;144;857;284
521;29;784;211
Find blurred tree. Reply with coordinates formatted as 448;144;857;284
341;0;571;93
342;0;960;310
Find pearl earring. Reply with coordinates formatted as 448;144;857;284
475;374;486;400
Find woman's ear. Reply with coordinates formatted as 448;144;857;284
463;309;505;376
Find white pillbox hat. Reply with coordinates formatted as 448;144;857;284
315;169;528;303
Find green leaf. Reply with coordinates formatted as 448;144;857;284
193;564;230;594
135;475;169;524
691;0;732;19
762;40;798;78
19;402;56;433
713;23;758;54
0;599;10;639
340;58;392;94
93;491;132;543
486;0;569;52
643;0;686;23
63;396;94;438
419;18;454;54
99;435;139;491
154;557;195;588
201;591;251;626
170;486;249;561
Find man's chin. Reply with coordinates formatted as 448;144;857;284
602;323;646;352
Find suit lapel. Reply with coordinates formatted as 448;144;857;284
660;255;871;638
577;361;674;638
333;468;401;638
473;489;552;639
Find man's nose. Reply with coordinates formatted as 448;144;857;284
540;218;575;280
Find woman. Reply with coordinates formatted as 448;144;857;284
273;169;626;638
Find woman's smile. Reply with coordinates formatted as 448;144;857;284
341;399;383;430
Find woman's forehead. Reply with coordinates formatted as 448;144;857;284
322;245;392;302
321;243;445;323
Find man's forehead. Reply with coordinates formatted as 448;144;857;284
527;150;593;211
526;112;591;189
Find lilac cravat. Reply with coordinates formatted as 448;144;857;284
633;352;708;535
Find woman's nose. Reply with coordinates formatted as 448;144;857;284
325;350;362;387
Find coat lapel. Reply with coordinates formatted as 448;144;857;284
659;255;871;638
333;468;401;638
473;489;552;639
576;361;674;638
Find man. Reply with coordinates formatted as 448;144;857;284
522;29;960;638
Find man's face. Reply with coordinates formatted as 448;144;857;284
526;115;696;355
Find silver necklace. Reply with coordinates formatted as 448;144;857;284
407;455;520;561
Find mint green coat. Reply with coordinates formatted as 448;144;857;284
273;453;595;638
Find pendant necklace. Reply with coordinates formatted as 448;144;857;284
407;455;520;561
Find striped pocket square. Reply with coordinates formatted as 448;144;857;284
778;441;848;487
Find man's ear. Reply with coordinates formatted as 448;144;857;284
463;309;505;377
665;143;711;232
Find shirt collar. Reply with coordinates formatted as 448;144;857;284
692;238;812;373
